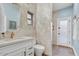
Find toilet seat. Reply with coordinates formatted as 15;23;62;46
34;44;45;56
34;45;45;49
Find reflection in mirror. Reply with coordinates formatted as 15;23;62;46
2;3;21;32
9;21;17;29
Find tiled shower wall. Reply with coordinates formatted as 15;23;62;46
36;3;53;55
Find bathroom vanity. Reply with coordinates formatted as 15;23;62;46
0;37;36;56
0;4;36;56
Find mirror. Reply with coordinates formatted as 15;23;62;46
2;3;21;32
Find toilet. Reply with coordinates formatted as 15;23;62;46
34;44;45;56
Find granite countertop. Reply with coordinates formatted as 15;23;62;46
0;37;34;48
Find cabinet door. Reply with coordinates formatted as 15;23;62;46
26;44;34;56
5;48;25;56
26;49;34;56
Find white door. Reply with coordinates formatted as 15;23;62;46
57;17;72;46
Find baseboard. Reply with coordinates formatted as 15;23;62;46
53;44;77;56
54;44;72;48
71;46;77;56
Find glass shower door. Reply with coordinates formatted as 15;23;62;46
57;17;72;46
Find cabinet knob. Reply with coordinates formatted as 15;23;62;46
29;52;32;55
24;51;26;56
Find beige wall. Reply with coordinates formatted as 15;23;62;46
16;3;37;37
36;3;53;56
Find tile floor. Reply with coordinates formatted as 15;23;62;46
52;45;75;56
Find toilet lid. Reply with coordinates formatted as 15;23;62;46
34;45;45;49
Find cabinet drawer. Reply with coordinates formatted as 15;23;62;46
0;41;27;55
26;51;34;56
26;46;34;53
26;46;33;51
5;48;25;56
26;48;34;56
26;52;34;56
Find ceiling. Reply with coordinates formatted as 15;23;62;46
53;3;73;11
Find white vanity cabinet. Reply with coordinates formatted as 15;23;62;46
25;41;34;56
0;39;35;56
5;48;25;56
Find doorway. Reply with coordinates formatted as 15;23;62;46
57;17;72;47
